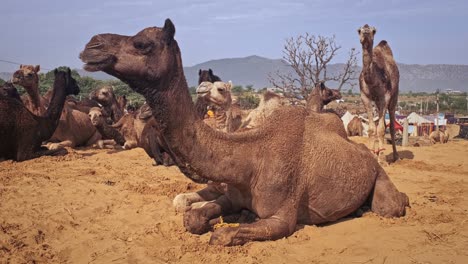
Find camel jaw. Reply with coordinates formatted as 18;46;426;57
80;52;116;72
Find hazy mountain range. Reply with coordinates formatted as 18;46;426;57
1;55;467;92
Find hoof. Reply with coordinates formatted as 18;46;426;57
183;208;211;235
209;226;241;246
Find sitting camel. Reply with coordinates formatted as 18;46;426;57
90;85;124;123
429;127;449;144
174;81;342;212
347;116;364;136
11;64;102;150
80;19;409;246
88;107;130;148
0;68;79;161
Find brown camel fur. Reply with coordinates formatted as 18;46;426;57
358;24;400;163
80;19;408;246
0;68;79;161
347;116;364;136
173;82;342;211
12;65;48;115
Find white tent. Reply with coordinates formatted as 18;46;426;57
406;112;432;124
341;111;355;132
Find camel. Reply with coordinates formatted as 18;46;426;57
80;19;409;246
10;64;102;150
358;24;400;163
173;82;342;211
0;82;21;102
196;81;242;132
347;116;364;136
12;65;48;115
0;68;79;161
88;107;130;148
429;127;449;144
306;82;342;113
90;85;124;123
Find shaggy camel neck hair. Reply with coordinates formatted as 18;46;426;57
358;24;399;163
80;19;408;246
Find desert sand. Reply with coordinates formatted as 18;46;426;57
1;139;467;263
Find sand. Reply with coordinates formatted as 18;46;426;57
1;139;467;263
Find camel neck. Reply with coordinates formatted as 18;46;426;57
25;82;42;109
38;77;67;142
143;65;244;184
307;87;323;113
361;41;374;80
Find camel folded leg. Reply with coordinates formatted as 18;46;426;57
370;167;409;217
183;195;235;235
173;182;226;212
209;215;295;246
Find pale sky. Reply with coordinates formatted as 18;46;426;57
0;0;467;72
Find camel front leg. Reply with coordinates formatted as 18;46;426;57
183;194;236;235
209;215;295;246
361;95;376;153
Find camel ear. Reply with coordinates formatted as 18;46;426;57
54;68;58;75
20;64;23;69
35;65;40;73
227;81;232;91
163;18;175;42
67;67;71;76
357;28;361;34
198;69;202;76
209;69;213;75
320;81;326;91
372;27;377;34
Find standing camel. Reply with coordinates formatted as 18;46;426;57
80;19;408;246
357;24;399;163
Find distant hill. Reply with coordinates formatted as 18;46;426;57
184;55;468;92
2;56;467;92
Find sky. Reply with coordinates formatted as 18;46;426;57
0;0;467;72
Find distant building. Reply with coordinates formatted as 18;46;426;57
444;89;463;94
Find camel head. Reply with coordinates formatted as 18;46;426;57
12;64;40;89
88;107;105;126
196;81;232;109
198;68;221;84
137;103;153;120
54;68;80;97
315;82;342;105
0;82;21;101
80;19;178;91
357;24;377;47
90;85;116;106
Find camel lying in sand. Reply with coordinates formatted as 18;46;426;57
429;127;449;144
81;19;409;246
1;69;79;161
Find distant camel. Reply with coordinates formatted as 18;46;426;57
12;65;48;115
0;69;79;161
357;24;399;163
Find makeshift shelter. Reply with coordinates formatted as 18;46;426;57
406;112;434;136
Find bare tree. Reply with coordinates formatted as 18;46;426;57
269;33;358;101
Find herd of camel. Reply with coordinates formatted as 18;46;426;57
0;21;411;246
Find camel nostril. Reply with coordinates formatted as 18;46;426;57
87;42;103;49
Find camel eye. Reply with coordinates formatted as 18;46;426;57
134;41;153;53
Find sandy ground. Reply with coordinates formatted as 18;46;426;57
1;139;467;264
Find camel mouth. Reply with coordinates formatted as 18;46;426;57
80;52;115;72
